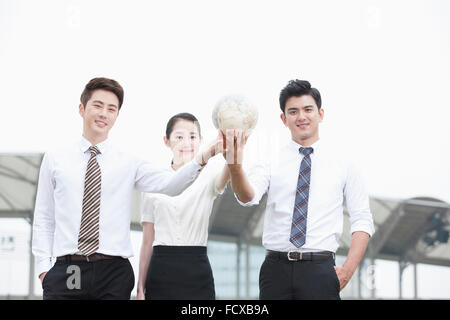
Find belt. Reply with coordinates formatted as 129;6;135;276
266;250;335;262
56;253;121;263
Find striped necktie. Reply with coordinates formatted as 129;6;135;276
289;147;313;248
78;146;102;256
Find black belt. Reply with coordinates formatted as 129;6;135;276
57;253;122;263
266;250;335;262
153;245;207;255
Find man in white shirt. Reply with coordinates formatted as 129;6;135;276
32;77;218;299
225;79;375;299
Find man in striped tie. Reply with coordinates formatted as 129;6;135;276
32;77;221;299
226;79;374;299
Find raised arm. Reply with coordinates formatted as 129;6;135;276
223;129;269;205
215;163;230;194
228;165;254;203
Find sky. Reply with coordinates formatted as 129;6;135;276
1;0;449;202
0;0;449;298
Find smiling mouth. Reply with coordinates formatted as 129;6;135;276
95;120;107;127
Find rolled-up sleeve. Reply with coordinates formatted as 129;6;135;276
344;162;375;237
32;153;56;277
234;161;270;207
140;193;156;224
135;158;203;196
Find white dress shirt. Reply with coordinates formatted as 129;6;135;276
236;138;375;253
141;156;226;246
32;136;204;276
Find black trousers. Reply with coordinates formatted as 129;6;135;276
42;257;135;300
259;253;341;300
145;246;215;300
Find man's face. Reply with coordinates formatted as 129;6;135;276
280;95;324;145
79;89;119;139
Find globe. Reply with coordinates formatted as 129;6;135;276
212;95;258;135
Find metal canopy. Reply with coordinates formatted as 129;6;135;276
1;153;450;269
0;153;42;221
368;197;450;266
208;186;266;240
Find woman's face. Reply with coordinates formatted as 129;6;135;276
165;119;201;166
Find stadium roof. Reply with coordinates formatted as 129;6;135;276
1;153;449;267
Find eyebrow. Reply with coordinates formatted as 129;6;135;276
92;100;118;108
287;105;314;110
173;131;198;134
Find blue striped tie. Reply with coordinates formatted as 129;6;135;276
289;147;313;248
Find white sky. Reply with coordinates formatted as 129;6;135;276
0;0;449;298
1;0;449;203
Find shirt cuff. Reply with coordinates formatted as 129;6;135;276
193;157;206;168
141;215;155;224
35;256;53;278
350;222;375;238
214;183;226;196
233;192;258;207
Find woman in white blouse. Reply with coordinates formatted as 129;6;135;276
136;113;229;300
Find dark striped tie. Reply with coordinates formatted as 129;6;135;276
289;147;313;248
78;146;101;256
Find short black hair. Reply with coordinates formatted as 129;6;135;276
165;113;201;139
80;77;124;110
279;79;321;113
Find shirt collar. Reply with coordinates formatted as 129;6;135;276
288;138;322;154
79;135;111;154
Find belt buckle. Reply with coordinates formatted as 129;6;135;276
287;250;302;261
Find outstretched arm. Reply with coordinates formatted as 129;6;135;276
135;133;223;196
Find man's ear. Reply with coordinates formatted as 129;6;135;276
280;112;287;126
319;108;324;122
79;104;85;117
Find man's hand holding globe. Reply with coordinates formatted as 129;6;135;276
212;95;258;166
